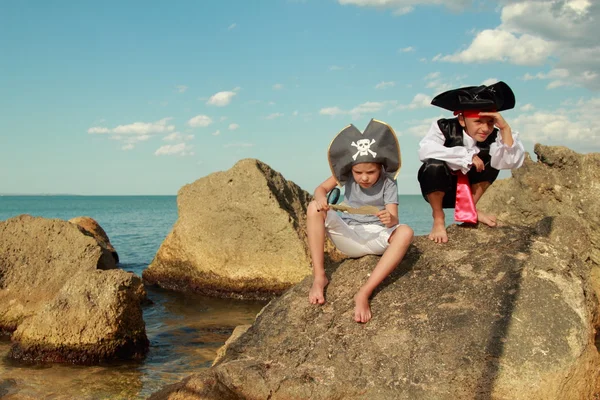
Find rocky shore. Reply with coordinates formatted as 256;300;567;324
2;144;599;399
148;145;600;399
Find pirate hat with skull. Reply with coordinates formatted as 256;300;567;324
431;81;515;113
328;119;401;186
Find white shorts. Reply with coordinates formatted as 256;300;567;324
325;210;399;258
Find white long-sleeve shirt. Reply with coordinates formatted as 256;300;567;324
418;121;526;174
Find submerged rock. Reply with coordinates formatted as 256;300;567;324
0;215;148;364
144;158;342;300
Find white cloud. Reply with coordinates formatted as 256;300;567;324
163;132;194;141
188;115;213;127
329;65;342;71
375;81;396;89
397;93;432;110
154;143;194;156
212;130;221;136
482;78;499;86
350;101;387;118
293;110;299;116
520;103;535;111
512;97;600;151
266;113;284;120
88;127;110;134
98;118;175;135
273;83;284;90
206;90;238;107
522;68;575;89
400;116;444;138
320;107;345;116
87;118;175;150
337;0;471;14
176;85;188;93
320;101;395;118
434;29;555;66
228;23;237;30
228;123;239;130
423;72;458;93
398;46;415;53
433;1;600;89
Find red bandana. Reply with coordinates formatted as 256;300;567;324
453;110;496;118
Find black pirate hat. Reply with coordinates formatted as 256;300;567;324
431;81;516;113
328;119;401;186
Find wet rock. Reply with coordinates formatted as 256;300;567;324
0;215;116;332
144;158;343;300
0;215;148;364
9;269;148;364
69;216;120;264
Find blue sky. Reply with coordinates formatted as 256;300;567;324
1;0;598;195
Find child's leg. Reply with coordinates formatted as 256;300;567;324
307;200;328;304
418;160;453;244
468;163;500;227
471;181;496;226
426;191;448;243
354;225;414;323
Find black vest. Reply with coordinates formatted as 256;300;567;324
437;118;498;160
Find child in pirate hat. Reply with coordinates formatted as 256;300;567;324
418;81;525;244
307;119;414;323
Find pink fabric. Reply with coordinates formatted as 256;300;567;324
455;172;478;224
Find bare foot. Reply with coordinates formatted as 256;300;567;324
428;218;448;243
354;290;372;323
477;211;497;227
309;276;329;305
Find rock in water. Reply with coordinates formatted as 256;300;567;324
69;216;120;263
0;215;148;363
9;269;148;363
144;159;341;300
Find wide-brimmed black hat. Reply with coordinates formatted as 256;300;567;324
327;119;401;186
431;81;515;112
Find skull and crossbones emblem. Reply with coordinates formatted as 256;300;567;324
351;139;377;160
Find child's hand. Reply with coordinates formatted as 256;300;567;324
472;154;485;172
479;111;510;131
315;196;330;212
376;209;397;227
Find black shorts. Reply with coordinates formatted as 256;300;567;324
417;158;499;208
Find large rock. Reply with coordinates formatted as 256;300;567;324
478;144;600;265
0;215;148;363
9;269;148;363
149;145;600;399
69;216;120;264
150;222;600;400
143;159;342;300
0;215;116;332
